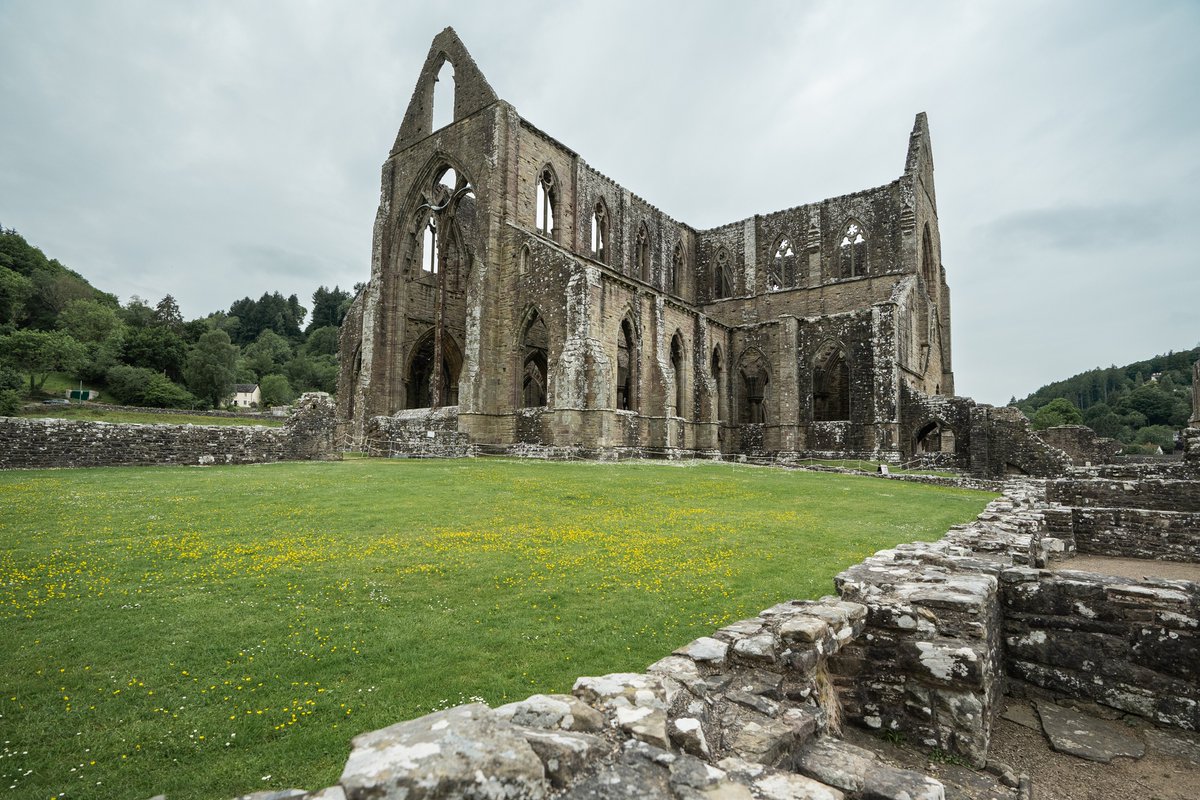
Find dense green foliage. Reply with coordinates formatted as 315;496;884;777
0;458;996;800
1014;346;1197;449
0;228;350;409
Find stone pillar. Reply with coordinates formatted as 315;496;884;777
1191;360;1200;426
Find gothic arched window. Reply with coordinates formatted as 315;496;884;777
839;221;868;278
591;200;609;263
535;167;556;237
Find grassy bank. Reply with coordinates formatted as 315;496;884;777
0;459;995;800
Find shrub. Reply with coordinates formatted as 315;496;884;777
0;389;20;416
105;365;195;408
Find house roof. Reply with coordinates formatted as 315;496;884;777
234;384;259;393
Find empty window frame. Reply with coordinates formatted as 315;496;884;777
812;341;850;421
838;221;868;278
714;248;734;299
521;309;549;407
616;318;637;411
591;201;609;262
670;333;686;419
535;167;556;236
769;237;796;291
635;224;650;281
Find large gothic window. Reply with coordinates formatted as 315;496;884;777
591;200;609;263
839;221;868;278
407;330;462;408
535;167;556;237
711;347;726;423
432;59;455;131
670;242;684;295
635;224;650;281
617;318;637;411
521;309;549;407
670;333;686;419
921;223;936;296
714;248;734;299
813;341;850;421
769;238;796;291
737;350;769;424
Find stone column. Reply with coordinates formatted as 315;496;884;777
1191;360;1200;426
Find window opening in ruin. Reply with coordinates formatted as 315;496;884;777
812;341;850;421
421;216;438;273
432;59;455;132
916;420;956;454
406;331;461;408
536;168;556;236
521;309;549;407
770;238;795;291
591;201;608;262
636;224;650;281
617;318;637;411
839;221;867;278
921;223;936;295
518;244;531;276
670;242;684;295
711;347;726;423
670;333;686;418
714;248;734;299
737;351;769;424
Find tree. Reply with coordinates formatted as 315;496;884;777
152;294;184;332
105;365;194;408
302;325;341;357
259;373;296;407
228;292;306;344
121;326;188;380
306;285;351;332
184;329;239;408
121;296;157;329
0;265;33;327
1030;398;1083;430
0;329;89;394
285;352;338;394
242;329;293;380
57;298;127;382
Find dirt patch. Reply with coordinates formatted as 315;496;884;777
1052;554;1200;583
841;698;1200;800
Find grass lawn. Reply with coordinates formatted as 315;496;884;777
0;459;995;800
16;406;284;427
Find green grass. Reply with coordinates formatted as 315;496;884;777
0;459;995;800
16;406;284;427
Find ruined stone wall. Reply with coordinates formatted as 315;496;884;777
970;406;1073;479
1047;477;1200;512
1002;566;1199;730
1034;425;1120;466
1043;477;1200;562
1044;506;1200;562
0;393;338;469
365;407;473;458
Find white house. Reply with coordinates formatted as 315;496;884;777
230;383;261;408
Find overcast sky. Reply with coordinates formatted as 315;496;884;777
1;0;1196;405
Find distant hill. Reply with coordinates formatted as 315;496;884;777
0;227;118;330
1014;346;1197;452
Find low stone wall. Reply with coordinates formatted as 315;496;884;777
1044;506;1200;562
1002;567;1199;730
0;393;338;469
364;407;474;458
1047;477;1200;513
1035;425;1120;466
830;485;1056;766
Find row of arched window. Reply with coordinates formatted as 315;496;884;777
514;307;851;423
534;165;882;298
535;166;690;295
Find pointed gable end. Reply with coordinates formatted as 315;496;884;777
903;112;936;211
392;27;500;154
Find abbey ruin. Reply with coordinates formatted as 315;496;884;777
336;29;1067;472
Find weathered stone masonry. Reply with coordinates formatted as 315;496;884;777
338;28;1014;470
0;393;338;469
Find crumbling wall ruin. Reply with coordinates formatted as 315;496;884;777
0;393;338;469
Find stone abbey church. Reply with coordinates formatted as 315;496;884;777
338;28;972;464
